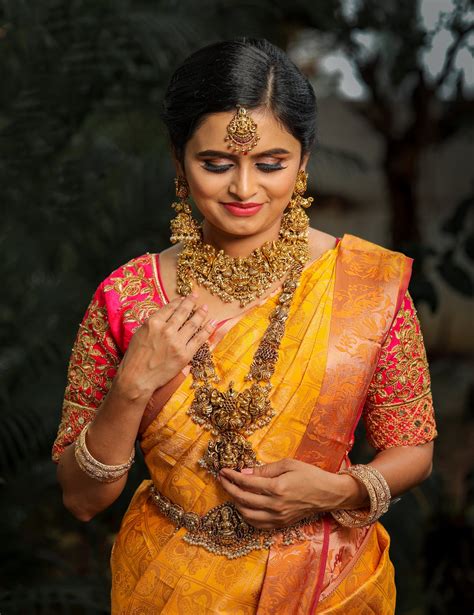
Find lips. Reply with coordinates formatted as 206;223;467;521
221;202;264;217
223;202;263;208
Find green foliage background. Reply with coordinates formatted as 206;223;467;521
1;1;472;613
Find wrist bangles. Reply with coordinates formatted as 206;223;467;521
74;424;135;483
330;464;391;528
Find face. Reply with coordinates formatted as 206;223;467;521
178;107;309;242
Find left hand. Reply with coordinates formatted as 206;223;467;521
218;458;350;530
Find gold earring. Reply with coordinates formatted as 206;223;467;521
280;170;313;238
170;176;201;244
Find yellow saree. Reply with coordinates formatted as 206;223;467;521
52;234;437;614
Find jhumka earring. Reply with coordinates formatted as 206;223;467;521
170;176;201;245
280;170;314;239
225;105;260;155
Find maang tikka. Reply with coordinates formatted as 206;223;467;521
225;105;260;155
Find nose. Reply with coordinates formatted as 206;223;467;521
228;165;258;201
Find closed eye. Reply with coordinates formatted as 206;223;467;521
202;161;286;173
202;161;233;173
256;163;286;172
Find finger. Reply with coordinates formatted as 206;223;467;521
234;506;284;530
165;296;198;328
219;474;273;510
219;468;276;497
186;320;216;351
147;296;183;323
245;459;294;479
178;304;208;339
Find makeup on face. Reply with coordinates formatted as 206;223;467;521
181;109;307;246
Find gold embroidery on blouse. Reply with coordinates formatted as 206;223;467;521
364;396;436;450
366;297;431;407
65;300;120;406
53;298;120;461
363;294;437;450
104;254;163;326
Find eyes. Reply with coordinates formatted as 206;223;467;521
202;160;286;174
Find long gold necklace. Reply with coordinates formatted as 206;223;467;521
188;260;305;476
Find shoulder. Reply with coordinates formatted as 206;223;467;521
101;253;157;289
98;253;164;347
307;227;337;261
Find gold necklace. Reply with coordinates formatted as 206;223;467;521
175;206;310;307
188;261;303;476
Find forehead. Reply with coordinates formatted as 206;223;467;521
186;108;301;154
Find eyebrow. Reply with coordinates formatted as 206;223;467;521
196;148;291;159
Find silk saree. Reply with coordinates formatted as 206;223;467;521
52;235;437;614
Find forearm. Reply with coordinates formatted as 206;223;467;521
338;441;434;509
57;380;149;521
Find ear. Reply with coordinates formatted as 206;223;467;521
171;148;186;178
299;152;310;172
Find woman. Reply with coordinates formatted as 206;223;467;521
52;38;436;614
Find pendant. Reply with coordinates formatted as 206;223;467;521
188;381;275;475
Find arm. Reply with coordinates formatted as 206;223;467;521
54;286;214;522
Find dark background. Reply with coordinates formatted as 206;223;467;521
1;1;473;613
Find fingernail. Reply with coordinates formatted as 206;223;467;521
241;468;254;475
209;319;218;326
201;304;208;311
190;292;198;299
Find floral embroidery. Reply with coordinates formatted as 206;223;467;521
104;255;156;303
363;293;437;450
104;254;162;330
51;293;121;462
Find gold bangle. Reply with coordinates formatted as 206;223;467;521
330;464;391;528
74;424;135;483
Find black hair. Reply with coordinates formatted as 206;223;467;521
161;38;317;164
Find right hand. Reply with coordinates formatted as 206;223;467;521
113;295;215;403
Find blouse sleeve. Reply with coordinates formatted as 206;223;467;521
51;282;121;462
362;292;437;451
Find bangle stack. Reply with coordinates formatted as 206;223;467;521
330;464;391;528
74;424;135;483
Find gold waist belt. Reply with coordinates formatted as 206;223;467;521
149;484;321;559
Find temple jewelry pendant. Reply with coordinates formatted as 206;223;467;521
188;381;274;475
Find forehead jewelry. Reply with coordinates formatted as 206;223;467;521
225;105;260;155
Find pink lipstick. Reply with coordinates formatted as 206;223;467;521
222;202;264;217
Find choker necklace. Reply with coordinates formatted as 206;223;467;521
188;260;303;476
175;206;310;308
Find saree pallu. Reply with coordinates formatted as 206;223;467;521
52;235;437;614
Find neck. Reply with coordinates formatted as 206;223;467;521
201;218;282;258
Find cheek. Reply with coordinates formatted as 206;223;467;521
188;170;226;200
266;174;296;200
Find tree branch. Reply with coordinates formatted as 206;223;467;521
436;22;474;90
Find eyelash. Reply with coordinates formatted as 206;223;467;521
202;161;286;173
